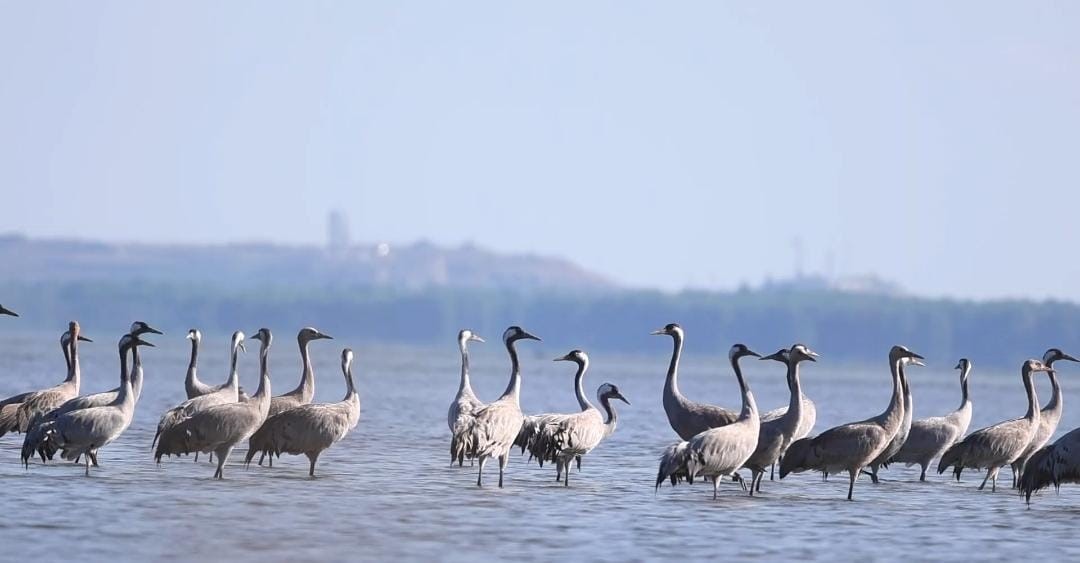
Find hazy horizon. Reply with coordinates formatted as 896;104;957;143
3;3;1079;301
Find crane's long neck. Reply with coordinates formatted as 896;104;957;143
664;333;684;400
343;365;357;401
500;338;522;401
457;338;472;395
68;334;81;392
600;395;619;436
573;359;592;411
131;341;144;400
900;364;912;424
731;355;757;420
254;342;272;404
959;366;971;409
186;337;200;390
116;345;134;409
62;338;71;374
1022;369;1040;422
296;338;315;401
882;357;904;431
227;342;241;391
785;360;803;422
1044;369;1062;411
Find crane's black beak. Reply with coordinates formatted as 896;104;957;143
1062;353;1080;363
0;305;17;317
143;324;164;335
78;335;93;343
615;392;630;405
649;328;666;336
133;336;156;348
318;333;334;340
521;331;542;342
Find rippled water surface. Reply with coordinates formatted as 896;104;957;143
2;331;1080;561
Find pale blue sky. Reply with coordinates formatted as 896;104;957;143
2;2;1079;300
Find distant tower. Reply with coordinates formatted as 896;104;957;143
327;210;350;252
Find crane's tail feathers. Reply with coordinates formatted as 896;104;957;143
20;415;51;468
655;441;691;490
0;403;20;438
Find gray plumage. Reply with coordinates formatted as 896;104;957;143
655;344;762;499
155;328;273;479
34;333;151;475
780;345;924;500
652;324;738;441
514;350;628;485
243;348;360;476
460;326;541;487
890;358;973;481
937;358;1053;492
448;329;484;466
1;329;72;437
742;344;818;494
2;322;90;438
1019;426;1080;503
863;356;924;482
247;327;333;466
152;331;245;451
23;321;160;465
1011;348;1078;486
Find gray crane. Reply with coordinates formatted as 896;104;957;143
22;321;161;465
1;328;86;437
1019;425;1080;504
743;344;818;495
459;326;541;487
514;350;629;486
1011;348;1079;486
152;331;245;452
448;329;484;466
652;323;739;440
937;358;1054;491
780;345;924;500
655;344;762;499
863;355;924;482
3;322;92;437
243;348;360;476
37;332;153;475
247;327;333;467
155;328;273;479
889;358;973;481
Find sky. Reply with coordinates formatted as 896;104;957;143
2;2;1079;301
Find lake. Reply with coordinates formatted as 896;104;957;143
1;329;1078;561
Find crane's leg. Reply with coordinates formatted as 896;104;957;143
564;459;570;487
90;451;99;467
555;460;563;482
770;459;776;481
748;471;757;497
847;468;858;500
258;451;265;466
84;451;91;477
497;454;508;488
712;477;720;500
919;464;927;482
476;455;487;487
755;470;764;493
214;447;232;479
991;467;999;492
307;452;319;477
194;452;199;463
977;468;993;491
576;456;582;472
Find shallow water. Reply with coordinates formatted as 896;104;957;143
1;331;1079;561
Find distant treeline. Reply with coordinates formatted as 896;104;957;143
1;281;1077;367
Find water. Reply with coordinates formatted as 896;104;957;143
1;331;1079;561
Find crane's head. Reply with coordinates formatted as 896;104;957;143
759;348;789;364
231;330;247;353
120;333;155;352
129;321;163;336
0;304;17;317
1023;358;1054;376
298;327;333;344
503;326;541;344
342;348;354;375
458;329;484;344
954;358;972;376
888;345;923;365
729;343;761;361
790;344;819;363
249;328;272;349
186;328;201;343
61;330;93;347
597;382;630;405
650;323;683;338
1043;348;1079;366
554;349;589;365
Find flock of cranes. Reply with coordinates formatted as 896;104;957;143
2;301;1080;506
0;306;359;479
